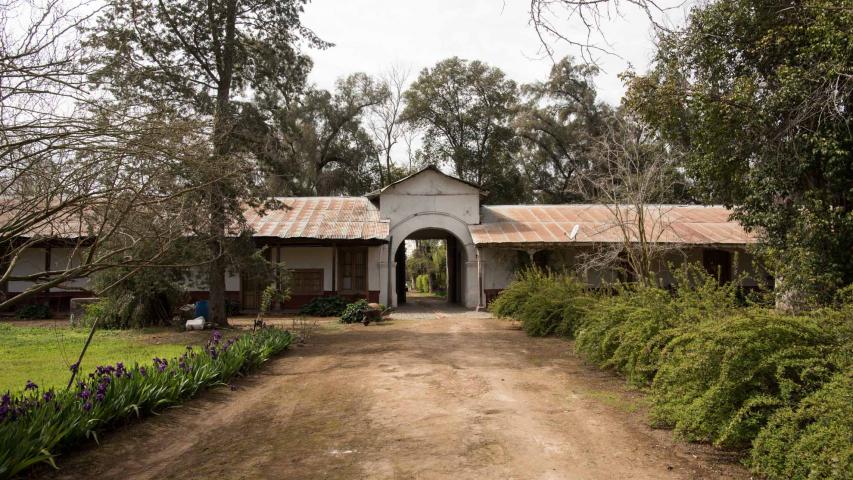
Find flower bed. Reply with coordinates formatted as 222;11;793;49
0;327;292;478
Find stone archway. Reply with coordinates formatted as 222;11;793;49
388;213;479;308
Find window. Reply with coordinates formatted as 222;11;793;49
339;248;367;293
290;269;324;294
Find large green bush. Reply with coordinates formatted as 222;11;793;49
749;370;853;480
298;296;348;317
575;287;677;386
490;268;590;337
575;267;742;387
651;310;838;448
0;327;293;478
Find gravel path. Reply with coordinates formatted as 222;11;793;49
48;303;749;479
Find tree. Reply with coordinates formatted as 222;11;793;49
401;57;530;203
268;73;388;196
0;0;234;310
625;0;853;307
575;114;687;285
366;67;411;187
528;0;675;62
405;240;446;293
88;0;324;325
515;57;614;203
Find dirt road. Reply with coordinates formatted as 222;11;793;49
49;300;748;480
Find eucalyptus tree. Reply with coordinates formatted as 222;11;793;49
401;57;530;203
87;0;325;325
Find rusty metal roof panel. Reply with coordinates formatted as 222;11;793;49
243;197;389;241
470;205;756;246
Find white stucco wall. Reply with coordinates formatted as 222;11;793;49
7;248;45;293
49;247;89;292
379;169;480;227
480;247;516;292
367;245;383;293
277;246;334;291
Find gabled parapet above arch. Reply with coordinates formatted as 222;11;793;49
368;166;484;228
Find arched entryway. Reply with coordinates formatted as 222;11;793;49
387;213;479;308
394;228;466;305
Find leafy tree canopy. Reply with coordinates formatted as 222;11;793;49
626;0;853;305
402;57;530;204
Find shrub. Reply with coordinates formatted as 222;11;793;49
0;327;292;478
299;296;348;317
490;268;592;337
749;370;853;480
82;279;183;329
490;268;548;320
575;287;678;386
520;276;589;337
575;266;745;387
651;310;839;448
14;304;50;320
415;274;430;293
340;299;369;324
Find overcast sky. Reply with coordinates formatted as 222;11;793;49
301;0;690;106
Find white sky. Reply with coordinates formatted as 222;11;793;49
302;0;691;106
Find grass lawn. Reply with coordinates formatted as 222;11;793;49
0;321;228;394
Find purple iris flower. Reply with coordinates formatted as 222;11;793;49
82;401;92;411
1;393;10;406
42;391;54;402
24;380;38;391
139;367;147;377
69;362;79;373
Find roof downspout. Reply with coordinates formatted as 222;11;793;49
386;236;393;306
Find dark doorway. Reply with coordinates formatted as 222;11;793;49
395;245;407;304
703;249;733;283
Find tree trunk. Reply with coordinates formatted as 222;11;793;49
207;191;228;326
207;0;237;327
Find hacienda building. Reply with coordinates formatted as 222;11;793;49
3;166;761;313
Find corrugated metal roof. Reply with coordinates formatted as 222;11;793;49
243;197;389;241
469;204;756;246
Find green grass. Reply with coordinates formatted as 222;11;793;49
579;389;647;413
0;322;212;393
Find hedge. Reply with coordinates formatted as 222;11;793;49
489;266;852;479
